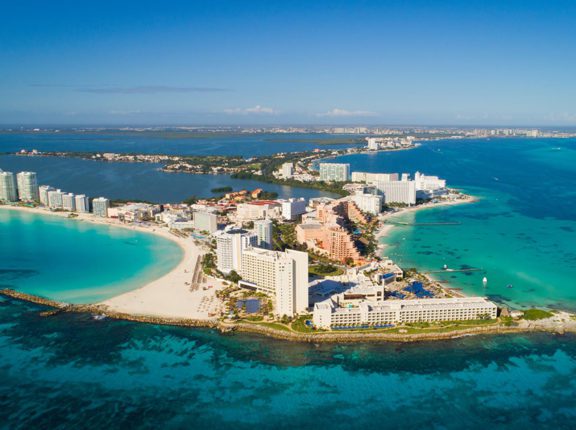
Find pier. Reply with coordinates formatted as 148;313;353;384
386;221;461;226
425;268;483;274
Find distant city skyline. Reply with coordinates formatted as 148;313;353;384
1;0;575;126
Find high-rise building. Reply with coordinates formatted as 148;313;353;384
352;171;399;183
47;189;64;209
352;193;383;215
193;210;218;233
16;172;39;201
366;137;380;150
214;227;257;274
281;162;294;178
39;185;56;206
254;219;273;249
375;180;416;205
92;197;110;217
75;194;90;213
0;171;18;202
240;247;309;317
62;193;76;211
319;163;350;182
414;171;447;199
280;198;307;220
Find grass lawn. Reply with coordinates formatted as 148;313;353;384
243;321;292;332
309;264;345;277
522;309;554;320
291;315;314;333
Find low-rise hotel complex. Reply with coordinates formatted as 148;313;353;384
313;297;497;329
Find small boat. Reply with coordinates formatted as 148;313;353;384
92;314;107;321
507;284;513;289
482;277;488;285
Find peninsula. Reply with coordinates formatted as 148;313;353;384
2;135;575;343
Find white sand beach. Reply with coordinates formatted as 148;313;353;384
1;205;224;320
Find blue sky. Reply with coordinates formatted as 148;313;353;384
1;0;575;126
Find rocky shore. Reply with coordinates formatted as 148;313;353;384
3;288;576;344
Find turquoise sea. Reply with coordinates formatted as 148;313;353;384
0;209;183;303
332;138;576;311
1;134;576;428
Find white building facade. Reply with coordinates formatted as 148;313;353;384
313;297;498;329
254;219;273;249
240;247;309;317
47;189;64;209
319;163;350;182
352;193;383;215
375;180;416;205
280;198;307;220
39;185;55;206
75;194;90;213
62;193;76;211
281;162;294;178
16;171;39;201
352;172;399;183
92;197;110;217
0;171;18;202
214;227;257;274
193;210;218;233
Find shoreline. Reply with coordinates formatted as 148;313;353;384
375;194;479;299
2;288;576;343
0;204;224;321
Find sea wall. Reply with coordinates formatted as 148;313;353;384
2;289;572;343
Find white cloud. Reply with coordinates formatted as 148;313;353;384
317;108;377;117
224;105;277;115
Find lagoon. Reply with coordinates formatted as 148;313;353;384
0;208;183;303
0;155;338;202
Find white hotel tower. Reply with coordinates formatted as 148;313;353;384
240;247;309;317
0;171;18;202
16;171;39;202
254;219;273;249
214;227;257;274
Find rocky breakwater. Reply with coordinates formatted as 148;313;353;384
0;289;218;329
228;322;528;343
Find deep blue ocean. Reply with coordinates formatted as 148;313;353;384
2;299;576;429
1;133;576;428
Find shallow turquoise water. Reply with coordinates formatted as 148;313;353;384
332;138;576;311
0;209;183;303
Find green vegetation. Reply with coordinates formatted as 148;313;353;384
244;321;292;332
211;186;233;193
309;263;345;277
259;190;278;200
201;253;216;275
522;309;554;320
110;198;154;206
273;222;303;251
291;315;314;333
182;195;198;205
225;270;242;284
